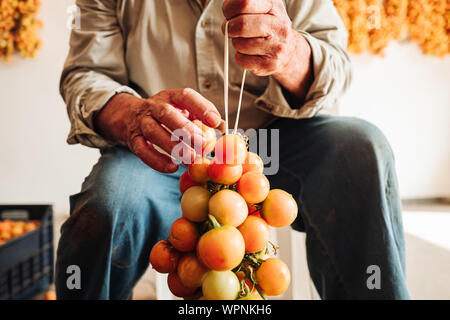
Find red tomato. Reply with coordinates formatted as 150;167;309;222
237;215;270;253
237;171;270;204
177;253;209;288
242;152;264;174
150;239;181;273
167;272;198;297
261;189;298;228
214;134;247;165
209;190;248;227
207;158;243;185
179;171;202;194
256;258;291;296
169;218;199;252
188;157;211;183
197;225;245;271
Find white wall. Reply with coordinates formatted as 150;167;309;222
340;43;450;198
0;2;449;216
0;0;99;215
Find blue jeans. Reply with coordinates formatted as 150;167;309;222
55;116;410;299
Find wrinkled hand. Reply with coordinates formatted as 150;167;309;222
95;89;222;173
222;0;298;77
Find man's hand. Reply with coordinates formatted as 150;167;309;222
95;89;222;173
222;0;313;100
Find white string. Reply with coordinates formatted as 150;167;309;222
224;20;230;135
224;20;247;136
233;69;247;134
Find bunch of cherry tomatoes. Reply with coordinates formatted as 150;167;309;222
150;121;297;300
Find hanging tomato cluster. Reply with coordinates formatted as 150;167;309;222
150;123;297;300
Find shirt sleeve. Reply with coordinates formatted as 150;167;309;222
60;0;141;149
255;0;353;119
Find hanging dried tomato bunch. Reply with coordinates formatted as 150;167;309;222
0;0;43;62
333;0;449;56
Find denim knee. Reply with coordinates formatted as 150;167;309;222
320;117;395;175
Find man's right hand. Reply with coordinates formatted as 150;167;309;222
94;89;223;173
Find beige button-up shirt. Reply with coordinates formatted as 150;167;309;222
60;0;352;148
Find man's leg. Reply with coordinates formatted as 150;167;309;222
266;115;409;299
55;147;184;299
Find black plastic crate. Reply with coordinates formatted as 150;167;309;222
0;205;54;300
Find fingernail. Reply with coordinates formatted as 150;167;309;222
205;111;221;127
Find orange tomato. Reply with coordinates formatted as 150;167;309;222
197;225;245;271
193;119;217;155
237;215;270;253
261;189;298;228
169;218;199;252
177;253;209;288
150;239;181;273
179;171;202;194
207;158;243;185
214;134;247;165
242;152;264;174
188;157;211;183
237;171;270;204
209;190;248;227
256;258;291;296
181;186;211;222
167;272;198;297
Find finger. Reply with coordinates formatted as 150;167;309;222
235;52;276;76
131;135;179;173
232;37;274;55
150;100;206;149
223;0;273;19
140;116;197;164
169;88;222;128
227;14;274;38
173;104;190;118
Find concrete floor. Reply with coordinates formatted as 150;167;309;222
50;205;450;300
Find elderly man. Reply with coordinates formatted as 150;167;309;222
56;0;409;299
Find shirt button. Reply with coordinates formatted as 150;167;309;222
203;80;212;89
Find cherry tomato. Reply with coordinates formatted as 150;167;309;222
207;158;243;185
188;157;211;183
256;258;291;296
169;217;199;252
177;253;209;288
193;120;217;155
183;289;203;300
242;152;264;174
237;215;270;253
167;272;198;297
150;239;181;273
181;186;211;222
214;134;247;165
202;271;240;300
197;225;245;271
261;189;298;228
179;171;202;194
209;190;247;227
237;171;270;204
